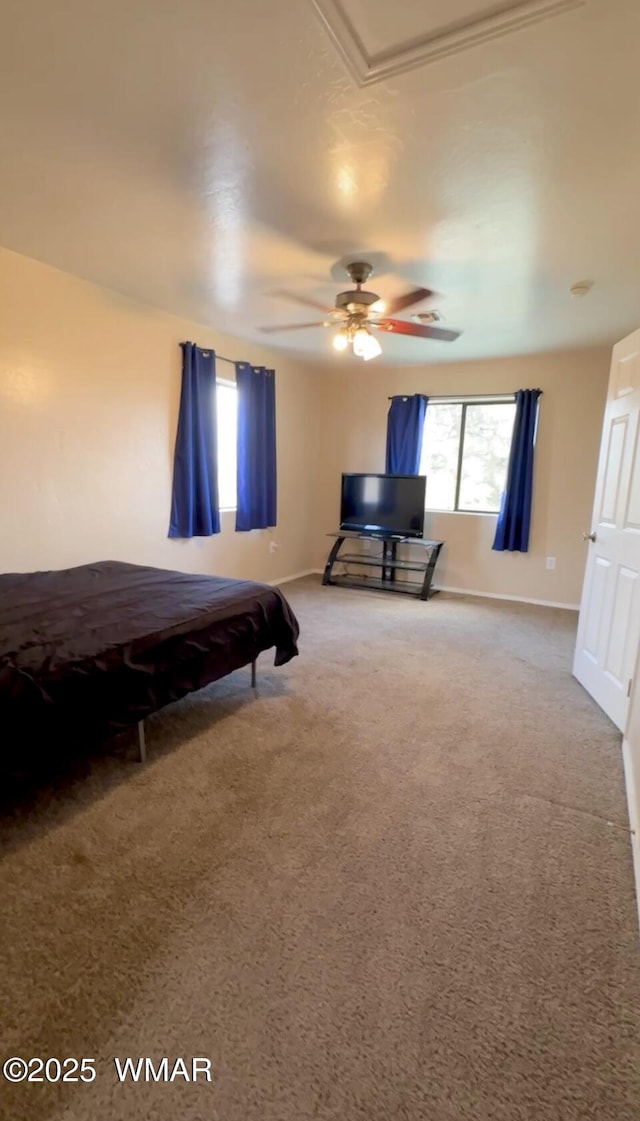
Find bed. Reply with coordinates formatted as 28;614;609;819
0;560;300;769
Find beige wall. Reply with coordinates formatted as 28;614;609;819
313;349;610;607
0;247;322;581
0;244;611;607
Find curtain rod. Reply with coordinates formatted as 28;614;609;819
194;351;274;371
193;352;271;369
181;342;238;366
387;391;543;401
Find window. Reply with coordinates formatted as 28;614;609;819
419;398;516;513
216;381;238;510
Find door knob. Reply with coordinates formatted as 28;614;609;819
582;531;597;542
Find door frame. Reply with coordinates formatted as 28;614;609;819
623;631;640;937
621;739;640;936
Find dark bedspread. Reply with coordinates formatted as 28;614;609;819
0;560;299;762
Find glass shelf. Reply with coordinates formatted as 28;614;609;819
337;552;432;573
329;574;426;595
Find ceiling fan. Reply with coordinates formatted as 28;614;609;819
258;261;461;360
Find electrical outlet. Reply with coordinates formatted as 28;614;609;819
546;556;556;570
269;541;279;554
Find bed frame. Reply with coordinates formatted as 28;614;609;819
1;561;299;772
134;658;257;763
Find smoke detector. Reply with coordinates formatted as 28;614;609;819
569;280;594;297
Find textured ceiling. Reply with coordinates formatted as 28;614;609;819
0;0;638;364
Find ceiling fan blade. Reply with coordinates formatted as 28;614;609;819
375;318;461;342
270;290;335;314
383;287;435;315
258;321;330;334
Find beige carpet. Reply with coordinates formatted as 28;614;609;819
1;578;640;1121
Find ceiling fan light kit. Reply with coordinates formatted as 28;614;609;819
332;320;382;360
353;325;382;361
260;260;462;358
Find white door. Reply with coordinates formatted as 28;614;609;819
573;329;640;732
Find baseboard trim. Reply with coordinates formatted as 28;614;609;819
271;569;319;587
433;584;580;610
622;737;640;938
312;569;578;610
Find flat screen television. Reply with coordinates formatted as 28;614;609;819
340;473;426;538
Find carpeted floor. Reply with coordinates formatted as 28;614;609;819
1;577;640;1121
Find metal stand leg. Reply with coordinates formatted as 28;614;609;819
389;539;398;584
420;543;443;601
322;536;345;585
251;659;257;688
137;720;147;763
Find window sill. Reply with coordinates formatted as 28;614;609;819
425;509;499;517
219;506;237;513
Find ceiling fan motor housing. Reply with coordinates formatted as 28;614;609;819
335;288;380;313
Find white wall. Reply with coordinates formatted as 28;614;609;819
0;246;322;581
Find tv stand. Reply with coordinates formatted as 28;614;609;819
322;531;444;601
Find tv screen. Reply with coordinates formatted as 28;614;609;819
340;473;426;538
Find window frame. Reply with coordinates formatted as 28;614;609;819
422;394;516;516
216;376;238;512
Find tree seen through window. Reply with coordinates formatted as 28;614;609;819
419;400;516;513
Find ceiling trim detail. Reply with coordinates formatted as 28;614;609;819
311;0;587;87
